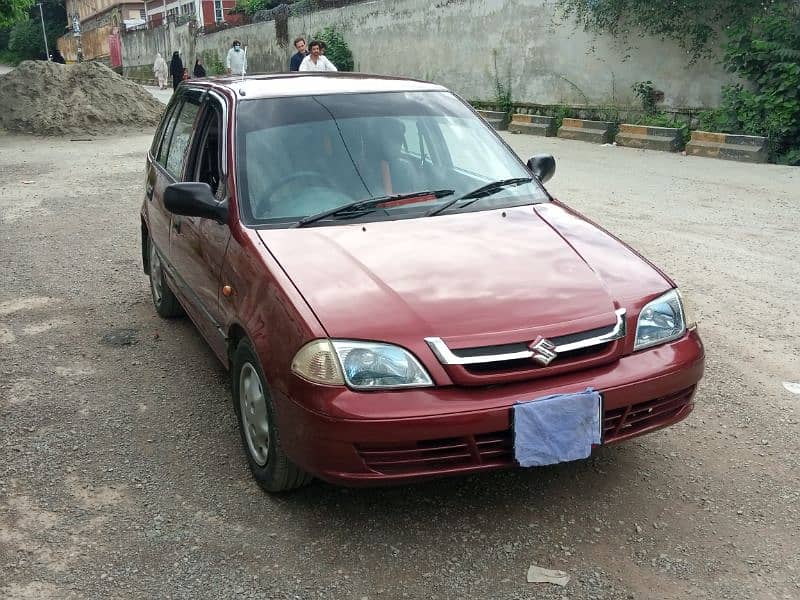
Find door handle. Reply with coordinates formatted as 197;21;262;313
172;218;182;234
146;183;154;199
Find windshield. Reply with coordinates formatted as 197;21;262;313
235;91;548;227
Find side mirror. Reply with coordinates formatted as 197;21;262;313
164;182;228;222
527;154;556;183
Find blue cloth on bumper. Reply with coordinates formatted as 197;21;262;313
513;388;602;467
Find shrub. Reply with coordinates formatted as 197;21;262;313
312;25;353;72
202;50;226;75
234;0;281;17
709;5;800;164
633;112;690;144
632;80;658;114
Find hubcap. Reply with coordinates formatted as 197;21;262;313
239;362;270;466
149;242;163;305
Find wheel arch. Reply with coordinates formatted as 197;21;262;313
226;322;248;369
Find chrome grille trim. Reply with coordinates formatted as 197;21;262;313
425;308;626;366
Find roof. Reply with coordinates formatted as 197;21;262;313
199;72;448;100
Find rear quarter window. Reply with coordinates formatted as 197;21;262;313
156;102;182;167
150;101;177;159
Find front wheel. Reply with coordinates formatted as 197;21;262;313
231;338;312;493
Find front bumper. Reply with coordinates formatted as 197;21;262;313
276;330;704;486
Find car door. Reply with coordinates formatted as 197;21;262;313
168;92;231;359
145;97;183;267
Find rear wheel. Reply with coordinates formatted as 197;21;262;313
231;338;312;492
148;237;182;318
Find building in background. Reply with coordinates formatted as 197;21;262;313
58;0;146;64
143;0;237;28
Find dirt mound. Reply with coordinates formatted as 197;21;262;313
0;60;165;136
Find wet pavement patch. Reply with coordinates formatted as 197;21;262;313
100;328;139;347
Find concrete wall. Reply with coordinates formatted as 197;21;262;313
121;0;735;108
122;21;196;80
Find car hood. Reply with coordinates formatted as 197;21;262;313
256;203;670;345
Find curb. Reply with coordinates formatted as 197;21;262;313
508;114;557;137
557;118;615;144
685;131;768;163
615;124;685;152
477;109;508;131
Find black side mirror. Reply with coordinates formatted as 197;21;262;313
164;182;228;223
527;154;556;183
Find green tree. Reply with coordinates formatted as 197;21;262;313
703;5;800;163
556;0;768;60
0;0;34;28
8;12;61;58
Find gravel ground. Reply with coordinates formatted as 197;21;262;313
0;127;798;600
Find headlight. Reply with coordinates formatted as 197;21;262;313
292;339;433;390
634;289;687;351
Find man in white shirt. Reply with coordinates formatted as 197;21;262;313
299;40;338;72
226;40;247;75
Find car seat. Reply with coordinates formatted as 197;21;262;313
364;119;421;195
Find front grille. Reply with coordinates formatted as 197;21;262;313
355;387;695;475
464;343;610;374
603;386;695;442
356;431;513;475
452;323;617;360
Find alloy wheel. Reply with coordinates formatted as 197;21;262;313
239;362;270;466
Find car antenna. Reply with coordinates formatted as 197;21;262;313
238;46;248;96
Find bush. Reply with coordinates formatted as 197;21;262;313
202;50;226;75
312;25;353;72
633;112;690;144
0;49;23;65
632;80;658;114
234;0;281;16
711;6;800;164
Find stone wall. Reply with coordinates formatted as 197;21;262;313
121;0;736;108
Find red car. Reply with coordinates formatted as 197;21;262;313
141;74;704;492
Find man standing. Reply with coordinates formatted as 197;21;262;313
299;40;338;72
289;37;307;72
226;40;246;76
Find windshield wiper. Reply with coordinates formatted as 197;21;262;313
426;177;533;217
295;189;455;228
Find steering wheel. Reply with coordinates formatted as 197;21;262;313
266;171;336;203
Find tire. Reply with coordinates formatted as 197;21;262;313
148;236;182;318
231;338;313;493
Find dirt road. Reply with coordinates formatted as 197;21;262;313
0;129;797;600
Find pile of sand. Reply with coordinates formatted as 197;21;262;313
0;60;166;136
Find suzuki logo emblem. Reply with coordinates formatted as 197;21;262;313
529;336;557;366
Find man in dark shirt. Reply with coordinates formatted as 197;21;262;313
289;37;308;72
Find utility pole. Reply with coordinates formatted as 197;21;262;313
37;3;50;60
72;13;82;62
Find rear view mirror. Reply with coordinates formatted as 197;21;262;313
527;154;556;183
164;182;228;222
